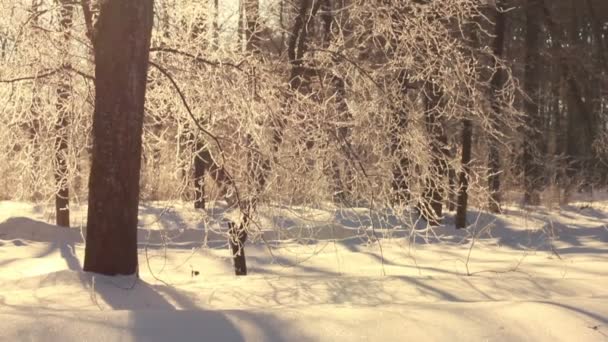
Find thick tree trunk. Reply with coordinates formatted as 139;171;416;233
455;120;472;229
83;0;154;276
522;0;543;205
488;0;506;213
54;0;73;228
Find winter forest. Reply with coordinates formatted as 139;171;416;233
0;0;607;341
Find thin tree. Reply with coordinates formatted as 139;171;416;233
191;4;210;210
522;0;543;205
420;81;448;226
83;0;154;275
390;71;411;204
54;0;73;227
455;119;472;229
244;0;260;52
488;0;506;213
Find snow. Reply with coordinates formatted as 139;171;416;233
1;199;607;341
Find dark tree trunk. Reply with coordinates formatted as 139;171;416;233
421;82;447;225
447;166;457;212
54;0;73;228
522;0;543;205
254;0;323;193
244;0;260;52
585;0;608;71
228;222;248;276
330;74;354;203
28;0;43;201
488;0;506;213
390;70;411;204
191;9;209;210
83;0;154;276
455;120;472;229
244;0;265;203
543;2;598;191
288;0;323;91
320;2;354;203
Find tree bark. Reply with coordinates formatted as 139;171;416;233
253;0;323;193
193;139;207;209
488;0;506;213
54;0;73;228
455;120;472;229
228;221;248;276
522;0;543;205
543;1;598;190
421;82;447;225
190;7;210;209
244;0;260;52
83;0;154;276
390;70;411;204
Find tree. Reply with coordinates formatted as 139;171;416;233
455;119;472;229
488;0;506;213
54;0;73;227
244;0;260;52
420;81;448;226
83;0;154;275
522;0;543;205
390;71;411;204
191;3;210;210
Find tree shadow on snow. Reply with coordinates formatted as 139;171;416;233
0;217;82;270
90;275;314;341
408;208;608;255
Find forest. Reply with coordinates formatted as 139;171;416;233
0;0;607;341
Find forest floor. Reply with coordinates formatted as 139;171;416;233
0;196;607;341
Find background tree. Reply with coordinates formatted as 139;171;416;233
54;0;73;227
0;0;605;246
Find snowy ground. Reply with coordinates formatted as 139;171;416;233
1;199;607;341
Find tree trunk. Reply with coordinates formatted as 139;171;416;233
54;0;73;228
320;0;354;203
455;120;472;229
330;74;354;203
228;221;248;276
83;0;154;276
191;7;209;210
193;139;207;209
254;0;323;193
28;0;42;201
585;0;608;71
421;82;447;225
543;1;598;191
390;70;410;204
244;0;260;52
488;0;506;213
522;0;543;205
